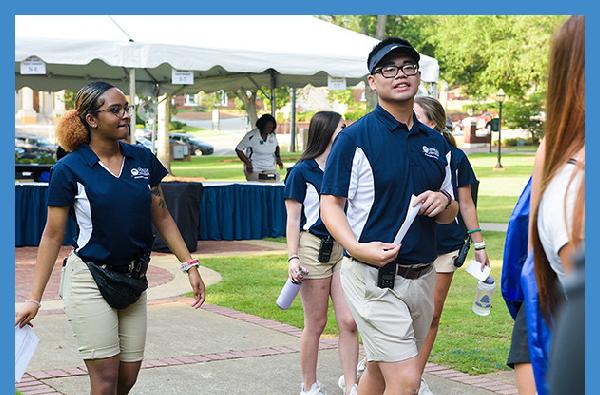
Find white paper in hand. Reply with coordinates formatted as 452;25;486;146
393;195;422;245
466;260;491;282
15;325;39;382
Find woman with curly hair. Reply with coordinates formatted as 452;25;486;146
15;81;206;395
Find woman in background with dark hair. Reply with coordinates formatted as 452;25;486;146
413;96;490;395
15;81;205;395
235;113;284;182
284;111;358;395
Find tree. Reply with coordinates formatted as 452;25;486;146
258;86;291;114
235;89;258;128
324;15;565;101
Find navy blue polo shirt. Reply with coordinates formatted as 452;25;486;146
284;159;331;239
321;104;454;265
435;147;478;254
47;142;168;267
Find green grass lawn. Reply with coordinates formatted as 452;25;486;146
171;152;301;181
171;151;533;223
476;195;519;224
199;231;511;375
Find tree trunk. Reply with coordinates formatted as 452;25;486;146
376;15;387;39
364;15;389;111
236;89;258;129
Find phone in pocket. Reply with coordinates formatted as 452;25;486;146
318;237;334;262
377;262;397;289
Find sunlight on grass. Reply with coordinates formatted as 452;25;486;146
199;231;512;374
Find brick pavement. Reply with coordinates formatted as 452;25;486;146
15;247;173;303
15;240;517;395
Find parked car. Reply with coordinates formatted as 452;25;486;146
169;133;214;156
15;133;57;153
15;136;55;162
135;137;153;150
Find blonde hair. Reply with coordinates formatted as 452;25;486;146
414;96;456;147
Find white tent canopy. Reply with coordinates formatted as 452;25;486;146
15;15;439;95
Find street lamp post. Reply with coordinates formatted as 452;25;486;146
495;89;506;169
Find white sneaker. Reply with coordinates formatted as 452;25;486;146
338;357;367;391
418;378;434;395
300;381;327;395
346;384;358;395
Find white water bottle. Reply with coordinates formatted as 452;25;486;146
471;275;496;316
276;268;308;310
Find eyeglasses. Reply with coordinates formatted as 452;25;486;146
96;104;135;118
374;64;419;78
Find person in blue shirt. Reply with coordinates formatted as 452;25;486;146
285;111;359;395
320;37;458;395
413;96;490;394
15;82;205;395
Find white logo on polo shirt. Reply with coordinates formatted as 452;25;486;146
422;146;439;159
131;167;150;179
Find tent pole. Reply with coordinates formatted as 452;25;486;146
129;68;136;144
157;93;171;172
290;88;296;152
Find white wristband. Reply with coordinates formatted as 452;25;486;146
180;259;200;273
473;241;486;250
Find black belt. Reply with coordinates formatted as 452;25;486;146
73;250;149;274
307;231;333;241
354;258;433;280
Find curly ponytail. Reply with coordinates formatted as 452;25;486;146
55;81;115;151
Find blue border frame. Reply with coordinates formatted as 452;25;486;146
3;1;597;393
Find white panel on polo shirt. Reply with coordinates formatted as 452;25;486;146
302;183;320;231
74;182;93;251
441;151;454;199
346;147;375;239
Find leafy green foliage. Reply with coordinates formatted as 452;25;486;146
324;15;566;101
503;92;545;141
258;86;290;113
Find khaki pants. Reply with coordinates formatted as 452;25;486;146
340;257;435;362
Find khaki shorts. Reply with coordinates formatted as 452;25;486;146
433;249;460;273
340;256;435;362
298;231;343;280
60;253;147;362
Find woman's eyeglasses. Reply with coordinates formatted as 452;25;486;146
96;104;135;118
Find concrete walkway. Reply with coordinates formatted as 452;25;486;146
16;240;517;395
481;223;509;232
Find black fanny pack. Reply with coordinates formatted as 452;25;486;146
453;237;472;268
78;252;150;309
258;172;277;181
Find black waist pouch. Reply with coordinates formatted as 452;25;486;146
453;237;471;268
84;254;150;309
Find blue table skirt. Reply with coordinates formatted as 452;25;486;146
15;183;286;247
